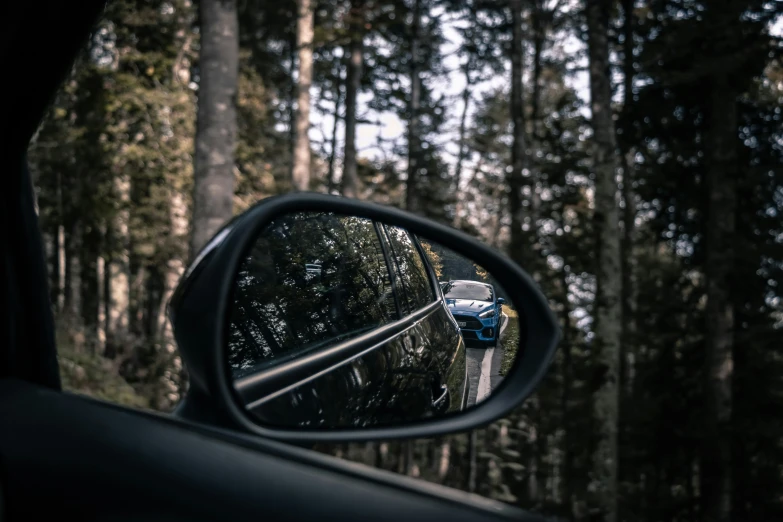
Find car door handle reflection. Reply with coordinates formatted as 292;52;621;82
432;384;449;408
406;332;423;353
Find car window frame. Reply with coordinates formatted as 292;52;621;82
409;233;441;302
378;224;438;316
373;221;404;320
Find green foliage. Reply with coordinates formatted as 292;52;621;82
499;306;518;377
56;326;149;409
417;239;443;278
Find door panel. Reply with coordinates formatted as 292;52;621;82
380;225;436;315
249;319;435;429
411;305;467;413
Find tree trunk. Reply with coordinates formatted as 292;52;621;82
326;65;343;193
405;0;422;214
144;264;165;340
64;224;75;316
56;224;65;313
452;64;472;229
342;0;364;198
102;244;117;359
191;0;238;258
530;0;544;218
45;171;64;311
527;419;539;504
467;430;478;493
701;72;735;522
437;440;451;481
79;220;100;353
291;0;314;192
586;1;623;521
454;65;472;187
106;172;131;359
559;270;574;519
508;0;528;266
619;0;638;396
618;0;637;510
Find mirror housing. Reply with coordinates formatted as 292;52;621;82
169;193;559;443
497;297;505;305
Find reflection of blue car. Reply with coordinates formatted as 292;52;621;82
442;280;504;348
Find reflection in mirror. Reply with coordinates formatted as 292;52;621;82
226;211;521;430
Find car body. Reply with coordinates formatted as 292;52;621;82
442;280;505;347
228;212;469;428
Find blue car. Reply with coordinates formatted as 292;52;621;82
442;280;505;348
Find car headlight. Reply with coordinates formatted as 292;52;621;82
478;308;495;318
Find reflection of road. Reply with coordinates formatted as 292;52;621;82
465;313;509;408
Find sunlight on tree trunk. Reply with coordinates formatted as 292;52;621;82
342;0;364;198
292;0;314;192
191;0;238;257
586;1;623;520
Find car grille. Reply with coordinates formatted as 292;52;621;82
451;314;483;330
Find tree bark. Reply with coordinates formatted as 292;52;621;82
326;65;343;193
559;270;574;519
292;0;315;192
191;0;238;257
530;0;544;218
56;224;65;313
405;0;422;214
342;0;364;198
79;219;100;352
618;1;637;509
106;172;130;359
508;0;528;266
619;0;638;400
467;430;478;493
701;72;735;522
586;1;623;521
452;63;472;229
437;440;451;481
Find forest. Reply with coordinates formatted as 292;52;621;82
27;0;782;521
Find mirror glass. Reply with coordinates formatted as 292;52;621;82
226;211;521;429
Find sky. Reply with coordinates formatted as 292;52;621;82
307;0;590;183
308;8;782;183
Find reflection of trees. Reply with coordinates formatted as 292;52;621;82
418;239;443;279
253;305;466;429
228;214;469;430
383;226;434;313
228;212;396;377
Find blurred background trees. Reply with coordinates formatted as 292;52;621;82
28;0;783;520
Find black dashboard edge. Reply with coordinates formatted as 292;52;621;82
0;379;548;522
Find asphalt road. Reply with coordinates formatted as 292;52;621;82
465;313;509;408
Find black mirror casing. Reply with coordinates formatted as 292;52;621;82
169;193;560;443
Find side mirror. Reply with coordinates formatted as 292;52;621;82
169;193;559;443
497;297;505;305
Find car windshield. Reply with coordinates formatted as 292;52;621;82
443;282;493;302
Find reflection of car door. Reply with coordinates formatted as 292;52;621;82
234;213;404;428
410;237;467;412
379;225;466;414
240;213;459;428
